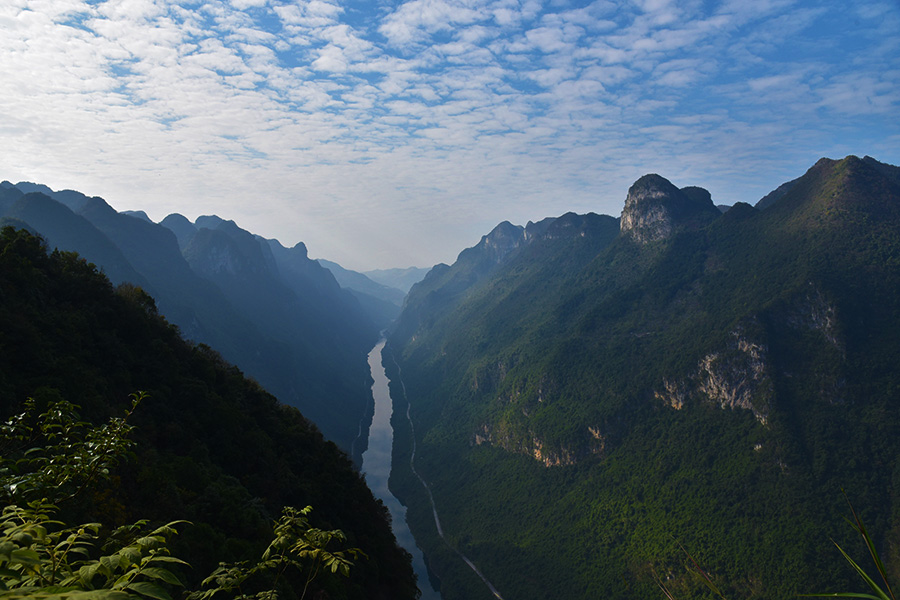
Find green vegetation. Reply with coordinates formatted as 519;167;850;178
388;156;900;599
805;497;898;600
0;395;364;600
0;226;418;599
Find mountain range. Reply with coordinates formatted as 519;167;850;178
0;181;410;459
386;155;900;599
5;154;898;598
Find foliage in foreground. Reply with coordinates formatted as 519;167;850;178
653;496;898;600
805;496;897;600
0;396;363;600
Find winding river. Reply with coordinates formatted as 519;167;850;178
361;340;442;600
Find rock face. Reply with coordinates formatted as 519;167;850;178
477;220;527;264
786;285;842;350
696;332;772;424
620;174;720;243
655;327;773;424
472;423;587;467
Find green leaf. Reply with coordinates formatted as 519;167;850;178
831;541;892;600
138;567;183;586
119;546;141;565
100;555;119;573
126;580;174;600
145;556;189;567
803;594;886;599
9;548;41;566
79;562;101;584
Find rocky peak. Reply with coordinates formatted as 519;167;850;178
620;174;719;243
185;219;277;278
195;214;230;230
160;213;198;249
477;221;526;264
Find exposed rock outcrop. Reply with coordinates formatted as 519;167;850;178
620;174;721;243
655;328;772;424
786;284;842;351
472;421;605;467
477;220;526;264
696;333;771;424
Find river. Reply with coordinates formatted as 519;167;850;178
361;340;442;600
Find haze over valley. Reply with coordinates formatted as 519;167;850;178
2;154;900;598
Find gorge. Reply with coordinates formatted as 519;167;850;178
2;154;899;599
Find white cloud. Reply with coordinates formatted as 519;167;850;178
311;44;349;72
0;0;897;269
230;0;267;10
378;0;486;46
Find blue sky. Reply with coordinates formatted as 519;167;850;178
1;0;898;270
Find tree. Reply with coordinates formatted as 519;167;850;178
0;395;363;600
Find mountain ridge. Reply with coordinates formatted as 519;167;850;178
386;155;900;600
0;183;379;459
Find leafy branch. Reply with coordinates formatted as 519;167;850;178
0;393;143;506
0;395;365;600
803;493;896;600
189;506;365;600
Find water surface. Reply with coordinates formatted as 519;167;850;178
361;340;441;600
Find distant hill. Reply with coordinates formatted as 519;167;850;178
364;266;430;293
0;184;378;459
317;259;405;328
387;156;900;599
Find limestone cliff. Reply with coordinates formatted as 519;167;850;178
620;174;720;243
655;326;772;424
472;422;603;467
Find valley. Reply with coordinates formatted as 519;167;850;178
2;154;899;599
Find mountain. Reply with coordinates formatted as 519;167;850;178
0;226;419;599
364;266;431;294
1;191;146;286
160;212;198;249
0;184;378;458
619;175;720;243
167;215;379;453
386;156;900;599
122;209;153;222
317;258;406;328
318;259;406;305
755;176;799;210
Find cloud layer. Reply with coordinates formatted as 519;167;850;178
2;0;898;269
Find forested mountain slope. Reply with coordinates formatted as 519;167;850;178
0;227;418;599
317;258;406;329
0;184;377;456
387;155;900;599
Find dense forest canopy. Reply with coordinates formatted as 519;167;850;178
387;156;900;599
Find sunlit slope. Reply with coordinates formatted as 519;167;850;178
388;156;900;600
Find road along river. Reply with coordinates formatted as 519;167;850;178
382;344;506;600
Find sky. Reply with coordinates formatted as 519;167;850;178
1;0;898;270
